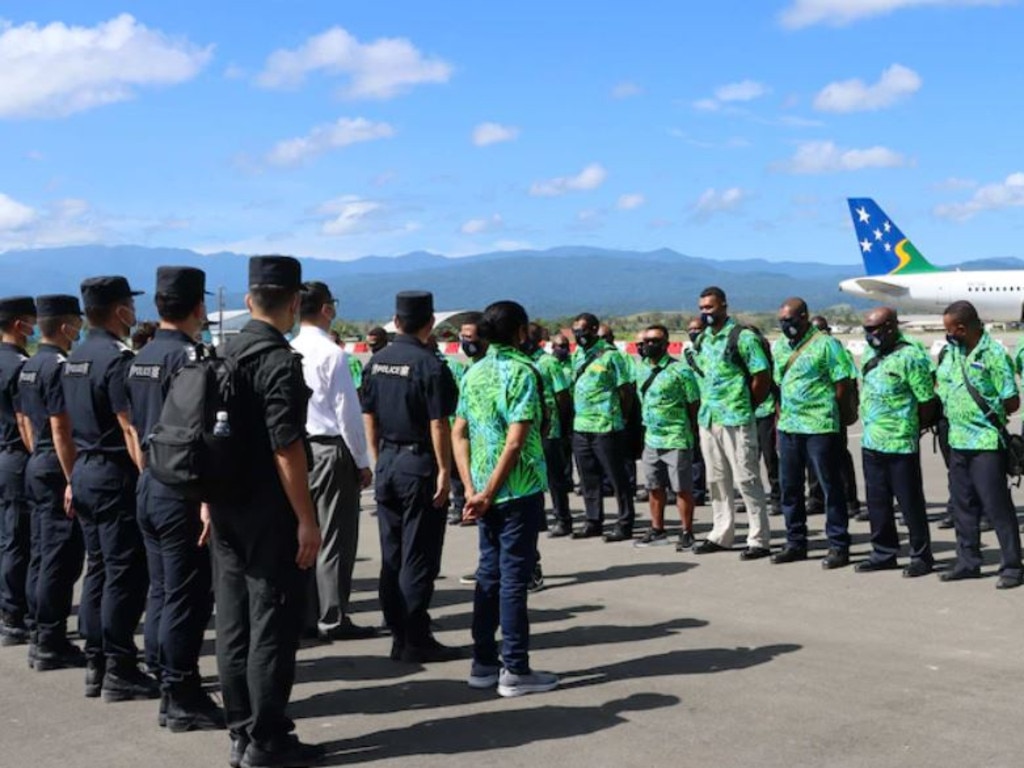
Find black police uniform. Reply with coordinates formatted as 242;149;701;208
208;257;314;762
62;276;152;698
0;296;35;644
18;295;86;666
127;266;219;729
361;291;457;659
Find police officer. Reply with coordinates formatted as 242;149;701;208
126;267;223;731
208;256;323;768
0;296;36;646
63;276;157;700
362;290;460;664
18;295;86;670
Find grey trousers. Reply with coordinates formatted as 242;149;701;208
309;439;362;632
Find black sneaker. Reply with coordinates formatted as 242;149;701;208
102;663;161;702
447;509;463;526
692;539;729;555
401;637;463;664
0;613;29;647
937;515;954;530
634;529;669;548
241;735;325;768
35;640;87;671
548;522;572;538
821;548;850;570
603;527;633;543
84;658;105;698
528;563;544;592
771;547;808;564
159;691;169;727
230;732;251;768
166;686;226;733
675;530;695;551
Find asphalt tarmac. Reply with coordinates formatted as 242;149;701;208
2;437;1023;768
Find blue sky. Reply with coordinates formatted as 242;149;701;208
0;0;1022;265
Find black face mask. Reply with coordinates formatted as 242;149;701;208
520;340;538;355
865;324;896;352
945;333;963;348
552;346;569;362
780;317;804;341
461;340;482;358
643;341;666;360
687;330;701;344
369;340;386;353
574;328;595;349
701;312;717;327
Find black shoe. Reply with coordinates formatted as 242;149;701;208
102;663;161;702
572;524;603;539
937;515;954;530
692;539;729;555
603;527;633;543
389;639;404;661
996;573;1024;590
855;558;898;573
769;504;783;517
85;658;104;698
548;522;572;538
159;691;169;727
230;732;251;768
821;548;850;570
447;509;463;526
740;547;771;561
0;613;29;647
401;638;463;664
903;560;933;578
35;640;87;671
528;563;544;592
806;504;824;516
940;567;981;582
980;518;994;532
27;640;37;669
241;735;325;768
675;530;695;551
771;547;808;564
166;686;226;733
319;618;378;641
854;508;870;522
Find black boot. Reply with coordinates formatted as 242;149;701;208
166;678;226;733
35;638;87;671
102;659;161;702
84;657;105;698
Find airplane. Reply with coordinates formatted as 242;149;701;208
839;197;1024;322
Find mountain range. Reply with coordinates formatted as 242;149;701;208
1;244;1021;321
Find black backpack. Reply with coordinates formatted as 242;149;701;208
695;324;777;403
146;340;278;503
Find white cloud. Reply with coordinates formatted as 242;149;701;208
617;193;646;210
693;80;770;112
529;163;607;197
316;196;419;237
775;140;908;174
814;64;922;112
472;122;519;147
934;172;1024;220
0;14;211;119
692;187;749;219
0;193;36;230
460;214;503;234
266;117;395;167
933;176;977;191
256;26;452;99
780;0;1010;28
611;81;642;99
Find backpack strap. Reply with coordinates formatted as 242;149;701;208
861;340;909;378
640;357;674;396
781;331;818;380
572;348;609;384
684;348;703;378
958;357;1013;448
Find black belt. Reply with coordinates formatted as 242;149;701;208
381;439;430;453
309;435;344;445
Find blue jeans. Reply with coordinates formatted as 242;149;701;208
779;431;849;550
472;493;543;674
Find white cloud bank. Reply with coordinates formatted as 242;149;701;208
266;117;395;167
814;64;921;112
776;141;908;174
529;163;607;197
780;0;1010;29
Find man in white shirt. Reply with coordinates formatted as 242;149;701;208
292;282;375;640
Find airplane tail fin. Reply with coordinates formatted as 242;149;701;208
846;198;939;275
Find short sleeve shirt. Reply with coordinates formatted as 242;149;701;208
695;319;769;428
530;349;569;440
773;329;855;435
937;332;1018;451
859;337;936;454
638;355;699;450
0;341;30;451
62;329;135;456
456;344;546;504
17;344;67;453
571;340;631;433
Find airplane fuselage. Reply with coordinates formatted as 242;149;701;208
839;270;1024;322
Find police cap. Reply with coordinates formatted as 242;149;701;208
395;290;433;326
0;296;37;322
249;256;302;289
156;266;211;304
81;276;144;310
36;294;82;318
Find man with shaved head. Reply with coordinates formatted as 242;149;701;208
771;297;857;569
856;307;938;576
936;300;1022;588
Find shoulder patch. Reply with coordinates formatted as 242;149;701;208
128;363;163;381
371;362;412;378
18;370;37;385
64;361;91;377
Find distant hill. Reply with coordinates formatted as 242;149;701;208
1;244;1019;321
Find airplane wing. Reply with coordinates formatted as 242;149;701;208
848;277;909;297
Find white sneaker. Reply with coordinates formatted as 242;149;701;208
497;668;559;698
467;661;501;689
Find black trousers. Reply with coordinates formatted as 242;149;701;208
573;431;635;531
948;449;1022;578
137;470;212;688
542;437;571;526
210;506;303;748
862;449;932;564
375;445;444;648
70;453;145;664
26;453;83;649
0;449;29;621
756;415;781;506
808;426;859;510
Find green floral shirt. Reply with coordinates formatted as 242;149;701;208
529;348;570;440
1013;338;1024;376
348;354;363;390
456;344;547;504
859;336;936;454
571;340;632;433
937;332;1018;451
773;329;855;435
694;319;769;428
637;355;700;450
